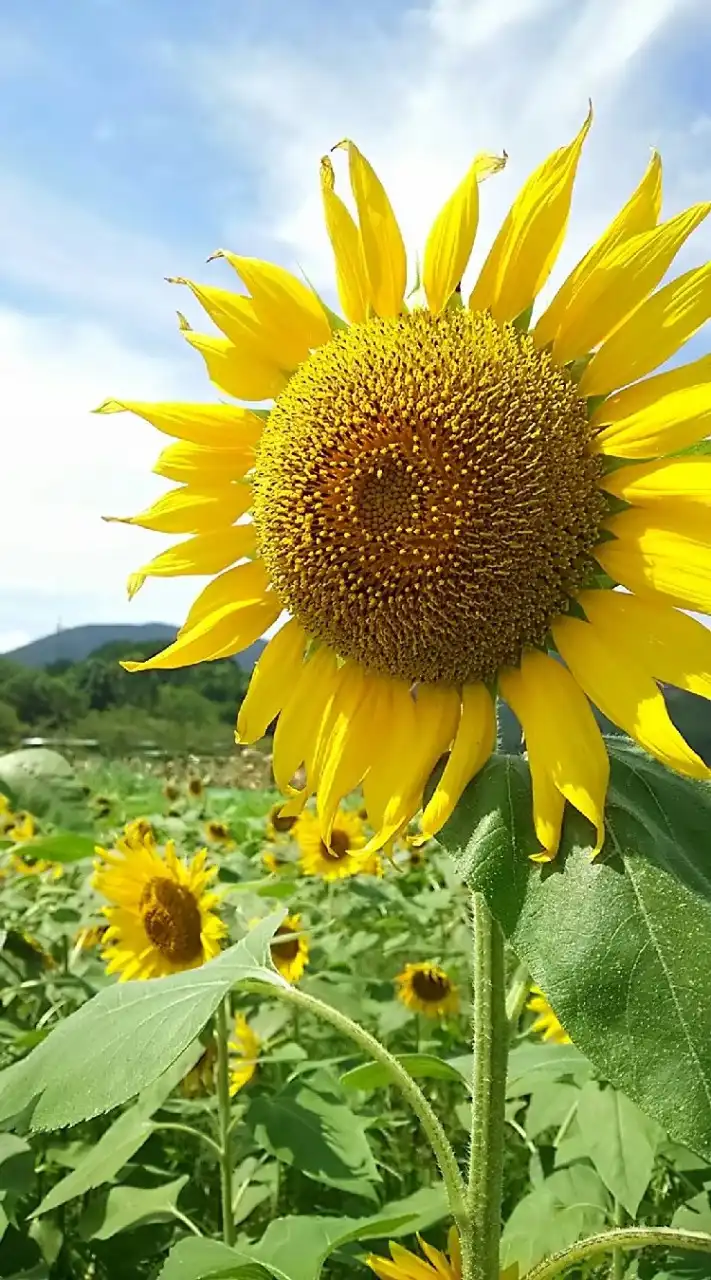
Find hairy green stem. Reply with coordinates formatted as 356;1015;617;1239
152;1121;223;1161
505;962;531;1031
465;892;508;1280
215;999;236;1247
611;1200;626;1280
244;978;468;1239
523;1227;711;1280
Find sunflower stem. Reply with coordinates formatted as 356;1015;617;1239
215;999;236;1247
612;1201;626;1280
521;1227;711;1280
465;892;508;1280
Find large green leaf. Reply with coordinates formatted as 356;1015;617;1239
500;1165;611;1273
340;1054;467;1092
7;833;96;864
78;1176;188;1241
576;1079;664;1215
157;1238;269;1280
0;914;286;1131
439;745;711;1157
246;1070;380;1198
504;1042;592;1098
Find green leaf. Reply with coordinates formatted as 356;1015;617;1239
340;1054;468;1092
32;1042;202;1216
246;1070;380;1198
439;746;711;1157
504;1042;592;1098
0;1136;34;1199
500;1165;611;1273
78;1175;188;1241
0;914;287;1131
158;1238;271;1280
525;1082;579;1140
7;833;96;864
673;1190;711;1234
576;1079;664;1215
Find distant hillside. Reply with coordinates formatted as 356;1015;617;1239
2;625;265;672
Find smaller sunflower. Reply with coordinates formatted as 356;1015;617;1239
10;852;63;880
187;776;205;800
527;985;571;1044
265;802;298;840
123;817;155;848
296;809;380;880
93;830;225;980
92;794;113;818
180;1041;217;1098
262;849;291;875
395;962;459;1018
269;913;310;983
368;1227;462;1280
164;781;180;803
229;1013;260;1095
74;923;108;951
205;818;234;846
7;811;36;843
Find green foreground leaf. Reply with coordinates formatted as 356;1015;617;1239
439;744;711;1157
0;914;286;1131
340;1053;468;1092
8;833;97;863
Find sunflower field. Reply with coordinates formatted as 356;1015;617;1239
1;740;711;1280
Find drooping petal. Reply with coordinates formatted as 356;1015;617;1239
272;647;341;794
601;457;711;506
578;589;711;703
94;400;264;449
183;330;288;402
316;667;392;842
469;107;592;324
598;505;711;614
550;202;710;367
553;611;710;781
320;156;370;323
179;560;272;634
129;525;256;596
104;484;252;534
153;440;255;484
419;683;496;840
500;649;608;860
336;139;407;318
580;260;711;397
236;619;308;745
422;152;507;314
121;589;279;673
533;150;662;349
211;252;331;366
591;354;711;458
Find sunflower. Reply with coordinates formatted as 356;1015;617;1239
265;802;298;840
105;115;711;861
187;776;205;799
74;923;108;951
526;984;571;1045
164;781;180;803
368;1230;518;1280
262;849;291;874
92;794;113;818
123;817;155;847
180;1040;217;1098
205;818;234;847
93;828;225;980
229;1013;260;1095
396;962;459;1018
7;811;36;843
269;913;310;983
295;809;379;880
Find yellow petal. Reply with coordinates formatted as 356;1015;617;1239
272;647;341;794
130;525;256;591
94;400;264;449
104;484;251;534
316;667;392;842
387;1243;438;1280
500;649;608;859
121;591;279;673
366;1258;404;1280
592;353;711;458
419;683;496;839
578;589;711;702
236;619;307;745
598;505;711;614
580;260;711;397
320;156;370;323
553;608;710;781
184;330;287;402
551;201;710;367
179;560;273;634
364;683;460;853
212;252;331;368
153;441;255;484
601;457;711;506
534;150;662;349
422;152;507;314
469;106;592;323
336;139;407;318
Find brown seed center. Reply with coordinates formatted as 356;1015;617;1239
140;877;203;964
411;968;451;1003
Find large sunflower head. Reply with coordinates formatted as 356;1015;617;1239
526;984;571;1045
106;114;711;860
268;912;310;983
295;808;379;880
395;961;459;1018
93;829;225;981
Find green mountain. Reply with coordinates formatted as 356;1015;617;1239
3;625;265;671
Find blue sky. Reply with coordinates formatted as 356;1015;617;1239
1;0;710;652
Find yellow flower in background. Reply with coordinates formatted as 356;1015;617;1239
229;1013;260;1095
205;818;235;848
187;775;205;799
265;802;298;841
74;923;108;951
396;961;459;1018
296;809;379;880
368;1227;462;1280
7;811;36;843
106;113;711;861
262;849;291;874
269;913;310;983
164;781;180;803
527;985;571;1045
93;828;225;980
180;1041;217;1099
123;818;155;848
